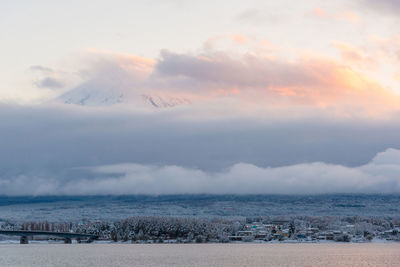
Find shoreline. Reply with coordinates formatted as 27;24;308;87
0;238;398;245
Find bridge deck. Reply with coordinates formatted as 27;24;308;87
0;230;96;239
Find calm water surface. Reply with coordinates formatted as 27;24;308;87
1;243;400;266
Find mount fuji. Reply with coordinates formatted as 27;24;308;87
55;85;190;108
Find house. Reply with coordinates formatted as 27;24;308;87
237;231;254;236
326;232;334;240
254;231;268;239
296;234;307;239
281;229;290;237
228;236;243;241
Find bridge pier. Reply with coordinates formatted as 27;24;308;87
20;236;29;244
64;237;72;244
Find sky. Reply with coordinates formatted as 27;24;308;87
1;0;400;195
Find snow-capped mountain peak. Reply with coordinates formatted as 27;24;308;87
55;86;190;108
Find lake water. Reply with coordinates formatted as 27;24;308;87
1;243;400;266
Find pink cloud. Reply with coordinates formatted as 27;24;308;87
335;11;360;23
58;48;400;118
332;42;376;70
308;8;360;23
230;34;248;45
309;8;329;19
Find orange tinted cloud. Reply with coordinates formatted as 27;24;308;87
370;35;400;62
230;34;248;45
309;8;360;23
335;11;360;23
394;72;400;82
155;50;400;116
333;42;376;69
72;49;400;118
310;8;329;18
267;59;389;105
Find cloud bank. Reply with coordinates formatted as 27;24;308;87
1;103;400;195
2;148;400;195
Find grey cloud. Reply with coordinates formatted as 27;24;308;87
2;148;400;195
29;65;54;73
155;50;329;89
360;0;400;14
234;8;281;24
35;77;64;89
1;104;400;195
71;149;400;194
235;9;263;21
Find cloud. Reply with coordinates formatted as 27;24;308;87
155;50;350;91
34;77;64;89
309;8;329;19
47;48;400;118
2;147;400;195
335;11;360;23
153;50;400;116
28;65;70;92
230;34;248;45
82;149;400;194
308;8;360;23
395;72;400;82
1;103;400;195
332;42;376;69
234;8;281;24
29;65;54;73
360;0;400;14
4;45;399;196
369;35;400;61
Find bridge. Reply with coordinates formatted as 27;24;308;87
0;230;98;244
